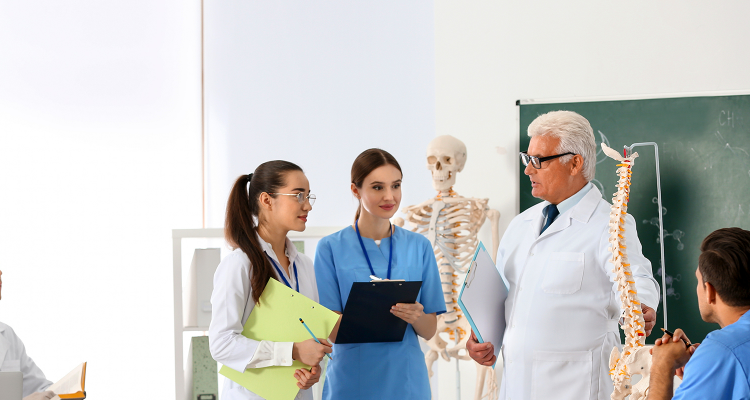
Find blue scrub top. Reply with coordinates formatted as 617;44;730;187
672;310;750;400
315;225;446;400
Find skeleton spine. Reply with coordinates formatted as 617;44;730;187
607;153;647;394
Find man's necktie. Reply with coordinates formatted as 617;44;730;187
540;204;559;234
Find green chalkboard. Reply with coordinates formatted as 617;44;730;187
519;95;750;344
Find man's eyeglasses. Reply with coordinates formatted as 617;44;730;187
270;192;316;206
520;152;575;169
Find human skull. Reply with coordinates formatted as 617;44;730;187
426;135;467;191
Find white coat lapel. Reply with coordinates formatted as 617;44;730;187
538;185;602;239
524;202;547;238
538;210;571;238
571;185;603;224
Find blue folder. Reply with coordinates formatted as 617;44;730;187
457;242;508;367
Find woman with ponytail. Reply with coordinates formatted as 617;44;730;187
209;161;331;400
314;149;446;400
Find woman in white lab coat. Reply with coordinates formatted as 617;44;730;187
209;161;332;400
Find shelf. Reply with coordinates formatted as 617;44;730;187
172;226;344;400
183;326;210;332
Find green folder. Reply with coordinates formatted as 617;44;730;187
219;278;340;400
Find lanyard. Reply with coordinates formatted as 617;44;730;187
355;219;393;280
265;252;299;292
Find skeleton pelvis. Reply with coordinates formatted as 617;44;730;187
609;345;654;400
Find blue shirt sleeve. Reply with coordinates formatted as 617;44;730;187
418;237;447;316
314;237;343;313
673;338;750;400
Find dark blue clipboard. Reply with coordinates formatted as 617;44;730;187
335;280;422;344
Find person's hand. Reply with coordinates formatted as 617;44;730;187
294;365;321;390
23;391;55;400
642;304;656;336
292;338;332;366
466;330;496;366
653;327;693;348
673;342;699;378
391;302;425;324
651;328;693;372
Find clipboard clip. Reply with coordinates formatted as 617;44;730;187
465;260;478;288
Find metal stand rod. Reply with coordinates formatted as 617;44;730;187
456;336;461;400
624;142;668;330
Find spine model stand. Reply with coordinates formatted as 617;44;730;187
601;143;653;400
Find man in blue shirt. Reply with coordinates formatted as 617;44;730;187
650;227;750;399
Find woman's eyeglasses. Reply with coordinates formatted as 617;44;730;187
271;192;316;206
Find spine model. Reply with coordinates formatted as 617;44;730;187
601;144;650;400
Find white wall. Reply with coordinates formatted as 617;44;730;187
434;1;750;396
0;2;201;399
202;1;436;229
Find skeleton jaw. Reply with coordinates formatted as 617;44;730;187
431;170;456;191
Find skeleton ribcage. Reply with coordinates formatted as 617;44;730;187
408;199;487;325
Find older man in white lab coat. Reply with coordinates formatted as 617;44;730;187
0;270;55;400
467;111;660;400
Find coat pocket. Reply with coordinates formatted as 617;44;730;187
541;252;584;294
531;350;592;400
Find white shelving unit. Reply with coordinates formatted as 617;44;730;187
172;227;343;400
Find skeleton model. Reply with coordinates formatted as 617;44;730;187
394;135;501;400
601;143;653;400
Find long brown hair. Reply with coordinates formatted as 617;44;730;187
351;148;403;222
225;160;303;304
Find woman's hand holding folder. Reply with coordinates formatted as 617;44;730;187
390;302;425;324
295;365;322;390
292;338;333;366
292;338;331;389
391;301;438;340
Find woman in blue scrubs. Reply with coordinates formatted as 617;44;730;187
314;148;446;400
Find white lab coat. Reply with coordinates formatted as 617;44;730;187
0;322;53;397
209;235;318;400
497;186;659;400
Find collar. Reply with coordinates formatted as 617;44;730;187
568;184;603;223
737;309;750;324
523;183;602;225
555;182;593;216
256;232;298;265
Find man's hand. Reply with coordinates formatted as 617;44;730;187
651;328;694;371
292;338;332;366
649;328;697;400
466;330;496;366
642;304;656;336
294;365;321;390
23;392;55;400
649;329;699;378
674;342;699;378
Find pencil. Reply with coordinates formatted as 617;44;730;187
299;318;333;361
661;328;692;347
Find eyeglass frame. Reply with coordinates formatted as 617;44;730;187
519;152;575;169
269;192;316;206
